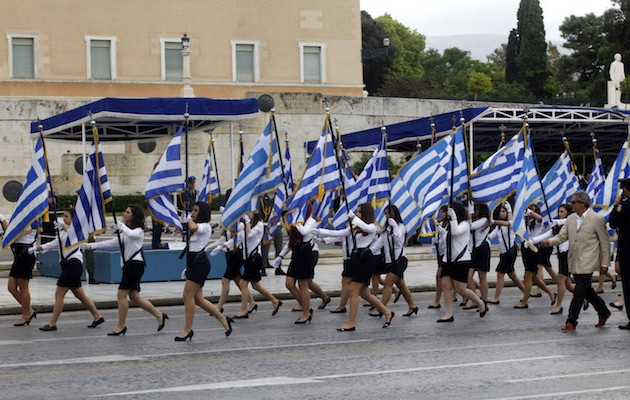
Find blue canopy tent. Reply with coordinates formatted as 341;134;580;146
31;97;260;141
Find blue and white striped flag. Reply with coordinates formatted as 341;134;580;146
285;117;341;225
197;138;220;203
65;128;112;246
593;139;630;216
265;145;294;241
470;131;525;203
419;128;469;236
2;137;49;249
222;121;283;228
540;151;580;219
378;175;422;235
238;135;245;177
145;126;184;232
586;145;605;201
331;133;390;229
513;133;548;240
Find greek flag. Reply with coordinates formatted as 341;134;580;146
197;138;220;203
331;134;390;229
540;151;580;219
593;139;630;215
238;135;245;177
470;131;525;203
265;145;294;241
586;146;605;201
222;121;283;228
145;126;184;232
513;133;548;240
285;117;341;225
380;175;422;234
419;128;468;236
65;128;112;246
2;137;48;249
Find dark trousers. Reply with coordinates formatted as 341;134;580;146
620;260;630;322
568;273;608;325
151;221;162;249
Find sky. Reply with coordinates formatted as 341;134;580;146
359;0;613;42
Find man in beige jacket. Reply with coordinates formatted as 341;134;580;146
542;191;611;332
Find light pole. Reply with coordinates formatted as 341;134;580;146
180;33;195;97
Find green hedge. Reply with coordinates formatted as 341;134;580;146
54;194;223;213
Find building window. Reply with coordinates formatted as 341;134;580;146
299;43;325;84
86;36;117;80
8;35;37;79
161;39;182;81
231;41;259;83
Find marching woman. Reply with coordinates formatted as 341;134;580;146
175;202;233;341
28;209;104;331
531;203;575;315
232;211;282;319
83;205;168;336
315;226;353;314
375;205;417;316
467;202;492;308
488;202;526;304
337;203;394;331
210;224;256;314
1;213;38;326
514;204;556;309
437;203;487;322
428;206;450;309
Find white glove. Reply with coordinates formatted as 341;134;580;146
447;208;457;221
551;219;562;226
524;209;532;217
347;210;356;220
0;213;6;222
219;206;225;213
312;228;321;236
243;214;251;223
272;257;282;268
210;247;222;256
503;202;512;213
182;213;192;223
53;221;61;230
80;243;93;251
27;246;38;255
468;203;475;215
180;269;187;279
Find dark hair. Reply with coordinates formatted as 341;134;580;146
451;202;467;223
553;203;573;234
250;211;261;227
473;202;490;229
127;205;146;230
385;204;403;224
194;202;211;223
526;204;541;231
358;203;375;224
64;208;75;218
288;225;304;249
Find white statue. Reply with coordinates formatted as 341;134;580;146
606;53;626;108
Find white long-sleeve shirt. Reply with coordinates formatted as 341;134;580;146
531;219;568;253
432;223;447;258
295;217;320;252
318;227;352;260
350;217;378;249
488;221;515;254
383;219;406;263
89;221;144;265
442;220;471;263
39;230;83;262
189;222;212;252
470;217;490;249
238;221;264;259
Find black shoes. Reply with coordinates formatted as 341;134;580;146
610;302;623;311
330;307;347;314
107;327;127;336
272;301;283;316
14;310;37;327
174;330;194;341
275;268;286;276
336;326;355;332
88;317;105;328
295;314;312;324
157;313;169;332
39;324;57;331
233;313;249;319
318;297;332;310
550;307;564;315
225;317;234;337
619;323;630;330
248;304;258;314
403;307;419;317
382;311;395;328
437;316;454;323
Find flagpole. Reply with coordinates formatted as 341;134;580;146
270;110;289;199
526;120;553;224
37;122;63;255
210;133;221;206
183;108;191;262
446;116;458;265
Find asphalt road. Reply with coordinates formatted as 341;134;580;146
1;288;629;400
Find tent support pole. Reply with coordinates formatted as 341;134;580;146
469;121;474;173
230;121;235;183
81;122;87;174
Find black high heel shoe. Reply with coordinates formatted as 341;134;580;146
382;311;395;328
107;327;127;336
403;307;419;317
248;304;258;314
14;310;37;327
272;301;283;316
225;317;234;337
233;313;249;319
174;330;194;341
295;314;312;324
610;302;623;311
157;313;169;332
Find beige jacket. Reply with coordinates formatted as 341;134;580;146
547;209;610;274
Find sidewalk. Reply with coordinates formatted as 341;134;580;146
0;246;560;315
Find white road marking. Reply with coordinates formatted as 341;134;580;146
99;355;566;397
0;355;145;368
0;340;29;345
506;368;630;383
489;386;630;399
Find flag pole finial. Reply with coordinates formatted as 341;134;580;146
323;97;330;114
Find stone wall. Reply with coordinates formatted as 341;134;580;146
0;94;523;211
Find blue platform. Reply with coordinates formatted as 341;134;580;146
37;247;227;284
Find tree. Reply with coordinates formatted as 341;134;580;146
361;11;394;95
375;14;426;78
514;0;550;97
505;29;519;83
468;71;493;100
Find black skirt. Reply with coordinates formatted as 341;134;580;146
350;248;375;285
521;244;539;273
57;258;83;288
386;256;408;278
224;249;243;280
441;260;470;283
341;259;352;277
119;260;145;291
557;251;569;276
186;251;211;287
241;253;262;282
471;242;491;272
373;252;388;275
10;243;36;280
496;246;517;274
287;242;315;280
